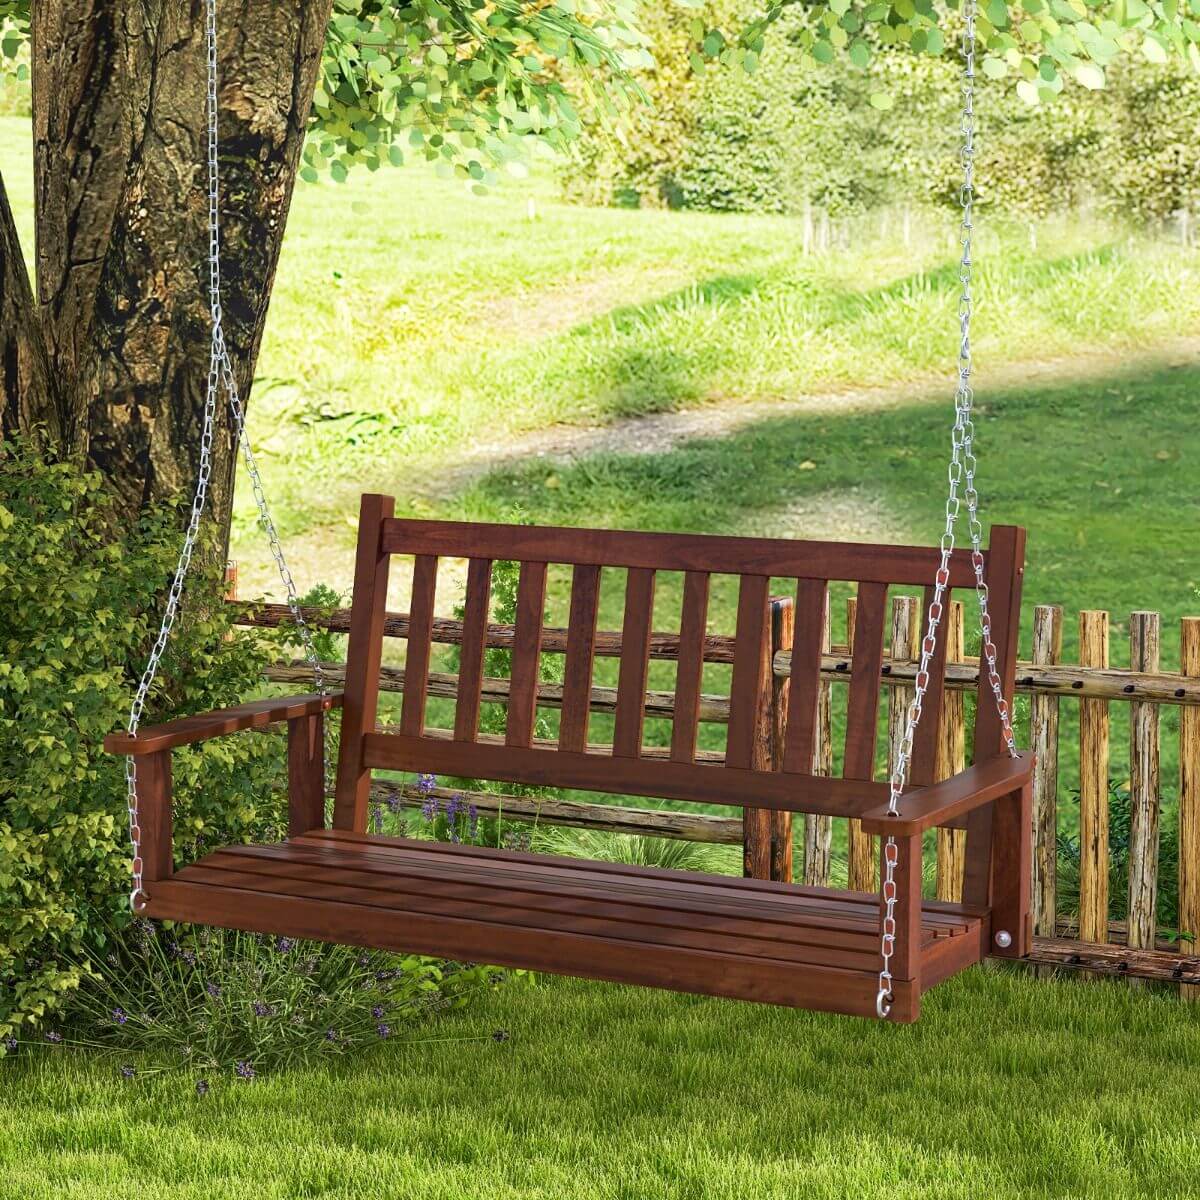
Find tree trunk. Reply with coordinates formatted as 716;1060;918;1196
1;0;332;536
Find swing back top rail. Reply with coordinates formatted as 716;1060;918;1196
107;498;1031;1022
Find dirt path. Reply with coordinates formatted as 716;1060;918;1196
234;336;1199;598
415;335;1200;501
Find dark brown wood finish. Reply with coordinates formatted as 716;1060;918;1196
333;493;395;832
399;554;438;737
614;568;657;758
559;563;602;752
670;571;711;764
506;560;549;748
727;575;772;771
107;505;1029;1024
782;578;828;774
381;518;981;586
362;730;890;815
287;712;326;838
964;525;1027;907
909;584;950;787
134;750;173;883
104;692;341;756
453;558;493;742
844;581;888;781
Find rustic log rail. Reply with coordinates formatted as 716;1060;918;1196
239;603;1200;705
233;595;1200;995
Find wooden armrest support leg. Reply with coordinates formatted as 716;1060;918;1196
881;830;923;1022
288;709;327;839
989;782;1033;958
134;750;174;887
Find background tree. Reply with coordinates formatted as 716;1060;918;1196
2;0;1198;542
0;0;647;536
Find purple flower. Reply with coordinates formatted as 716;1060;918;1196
252;1002;274;1018
119;1065;136;1080
206;982;222;999
371;1004;385;1019
421;792;439;822
445;794;461;823
492;1029;510;1043
357;954;371;967
376;1023;391;1039
468;804;479;841
417;773;437;795
44;1031;62;1044
324;1028;338;1042
2;1036;17;1053
235;1060;256;1080
181;949;197;967
112;1007;128;1025
195;1078;210;1096
275;938;294;954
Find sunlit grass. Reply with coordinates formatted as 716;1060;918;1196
2;969;1198;1199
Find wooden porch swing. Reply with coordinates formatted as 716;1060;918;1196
104;0;1033;1022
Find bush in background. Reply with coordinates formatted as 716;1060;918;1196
563;3;1199;227
0;439;284;1043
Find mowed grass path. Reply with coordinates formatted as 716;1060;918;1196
3;969;1199;1200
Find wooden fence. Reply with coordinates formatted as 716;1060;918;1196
232;593;1200;994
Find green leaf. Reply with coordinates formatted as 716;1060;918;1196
1141;34;1168;62
848;39;871;68
868;90;895;110
1074;61;1106;87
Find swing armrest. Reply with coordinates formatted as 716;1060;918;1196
104;693;343;756
858;751;1034;837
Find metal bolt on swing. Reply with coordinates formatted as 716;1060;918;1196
875;0;1019;1020
122;0;326;914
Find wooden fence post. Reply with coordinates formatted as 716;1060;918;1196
1079;610;1110;945
1181;618;1200;1000
803;586;833;886
745;595;793;883
846;594;876;891
1030;604;1062;941
1127;611;1162;955
936;601;967;901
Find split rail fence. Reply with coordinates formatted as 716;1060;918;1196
232;588;1200;996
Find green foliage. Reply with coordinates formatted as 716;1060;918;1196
569;5;1199;222
1057;780;1184;934
534;826;734;872
686;0;1200;106
0;440;284;1044
30;919;502;1079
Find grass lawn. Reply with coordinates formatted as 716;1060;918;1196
3;969;1199;1199
4;117;1200;1197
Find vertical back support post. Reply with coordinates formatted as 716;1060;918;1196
963;524;1026;910
333;493;395;832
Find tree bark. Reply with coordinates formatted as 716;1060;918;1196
2;0;332;535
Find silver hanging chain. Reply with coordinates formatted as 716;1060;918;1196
875;0;1018;1019
123;0;324;912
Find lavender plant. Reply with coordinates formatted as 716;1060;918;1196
24;919;510;1080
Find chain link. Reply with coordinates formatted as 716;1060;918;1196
876;0;1018;1020
123;0;324;912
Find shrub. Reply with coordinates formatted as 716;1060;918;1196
0;440;284;1043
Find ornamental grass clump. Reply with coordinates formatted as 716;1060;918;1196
41;918;504;1078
